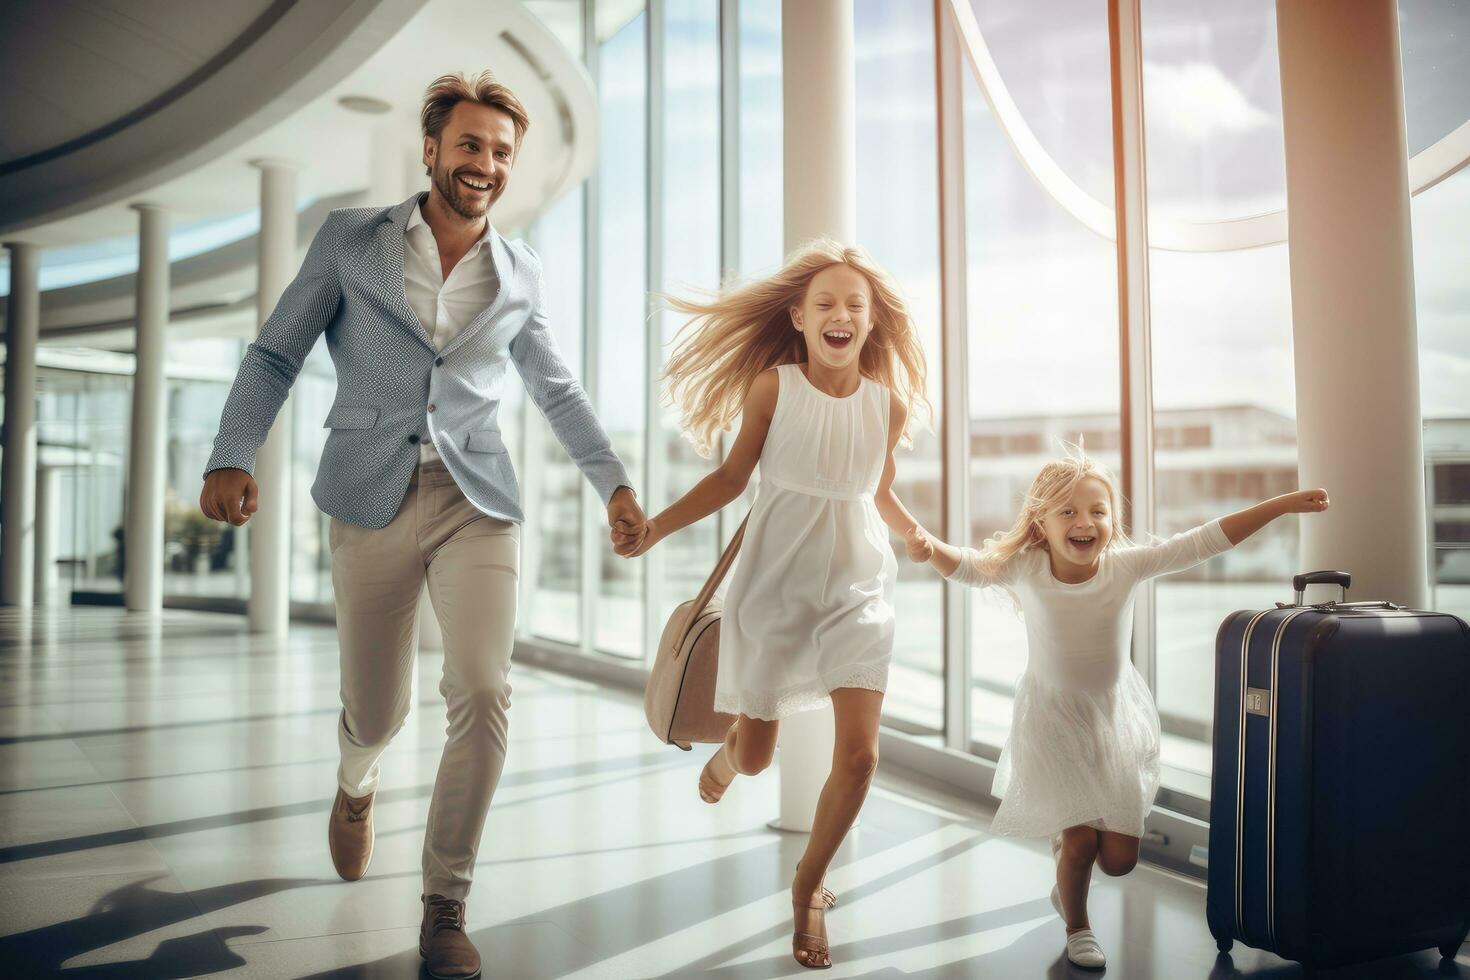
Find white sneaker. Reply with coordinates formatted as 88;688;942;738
1065;929;1107;969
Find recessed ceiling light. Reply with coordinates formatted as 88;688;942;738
338;95;392;115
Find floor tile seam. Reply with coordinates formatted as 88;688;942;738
4;687;346;706
10;666;341;677
38;696;639;726
216;923;423;949
0;731;656;795
0;859;179;885
2;690;344;708
104;782;152;837
1;726;650;787
14;734;113;783
0;640;306;652
16;756;671;846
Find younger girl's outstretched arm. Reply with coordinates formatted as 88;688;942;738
619;369;779;557
1126;488;1330;580
1219;488;1329;544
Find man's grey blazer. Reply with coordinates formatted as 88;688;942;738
205;194;631;529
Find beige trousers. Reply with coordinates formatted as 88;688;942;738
330;460;519;899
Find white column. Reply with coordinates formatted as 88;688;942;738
772;0;856;833
1276;0;1428;607
1108;0;1159;685
936;8;973;751
369;127;408;206
1;242;39;607
33;465;60;606
248;160;298;635
125;205;168;613
783;0;856;249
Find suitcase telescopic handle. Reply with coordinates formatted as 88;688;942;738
1292;570;1350;605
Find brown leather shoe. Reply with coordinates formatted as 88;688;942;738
420;894;481;979
327;788;374;881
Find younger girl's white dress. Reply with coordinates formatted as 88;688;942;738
715;363;897;720
948;523;1234;838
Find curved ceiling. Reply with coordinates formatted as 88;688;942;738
0;0;597;247
0;0;282;167
2;0;600;341
0;0;420;235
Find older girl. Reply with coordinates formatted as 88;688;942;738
619;239;931;969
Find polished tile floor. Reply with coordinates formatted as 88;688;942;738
0;606;1464;979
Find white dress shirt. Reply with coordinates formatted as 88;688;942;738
403;203;499;462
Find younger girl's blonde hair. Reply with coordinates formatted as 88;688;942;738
661;238;932;458
971;449;1134;580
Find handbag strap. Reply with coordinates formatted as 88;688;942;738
680;511;751;642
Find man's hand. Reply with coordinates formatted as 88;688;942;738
200;468;259;526
612;521;650;557
618;518;662;558
608;486;646;556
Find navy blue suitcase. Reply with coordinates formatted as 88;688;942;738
1207;571;1470;968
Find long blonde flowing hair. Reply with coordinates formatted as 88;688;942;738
661;239;932;458
972;450;1134;580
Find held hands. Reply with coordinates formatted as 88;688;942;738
614;518;660;559
608;487;649;557
905;525;934;564
1282;488;1330;514
199;468;258;526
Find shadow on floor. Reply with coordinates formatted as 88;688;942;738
0;874;311;977
295;794;961;979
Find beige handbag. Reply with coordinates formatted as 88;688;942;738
644;514;749;750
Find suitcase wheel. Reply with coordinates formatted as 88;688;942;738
1216;938;1233;954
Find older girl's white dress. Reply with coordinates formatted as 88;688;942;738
714;363;897;721
948;522;1234;838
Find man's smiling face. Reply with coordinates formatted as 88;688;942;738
424;101;517;220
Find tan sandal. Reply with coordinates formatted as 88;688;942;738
792;901;832;969
697;740;736;804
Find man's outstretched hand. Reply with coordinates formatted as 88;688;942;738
607;486;646;557
200;468;259;526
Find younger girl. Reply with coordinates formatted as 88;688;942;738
907;454;1328;969
616;239;931;969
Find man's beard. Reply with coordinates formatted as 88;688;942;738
432;162;494;220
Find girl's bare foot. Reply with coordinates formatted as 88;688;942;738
698;736;736;803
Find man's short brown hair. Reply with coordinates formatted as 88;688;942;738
420;71;530;151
